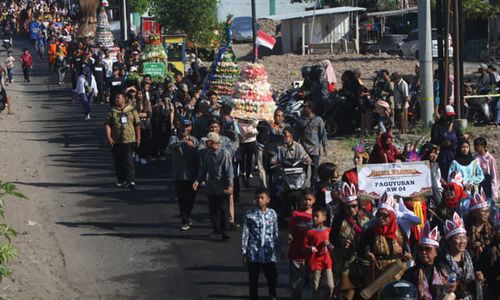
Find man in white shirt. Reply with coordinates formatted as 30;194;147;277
391;72;410;134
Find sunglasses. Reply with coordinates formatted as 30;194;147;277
346;204;358;210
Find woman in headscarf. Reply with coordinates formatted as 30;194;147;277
359;193;411;280
331;183;371;300
448;139;484;191
442;213;484;300
368;132;402;164
402;223;452;299
318;59;337;92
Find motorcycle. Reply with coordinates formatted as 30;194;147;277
277;87;304;126
322;93;361;136
464;83;499;125
270;158;307;219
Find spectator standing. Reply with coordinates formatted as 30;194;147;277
20;48;32;83
391;72;410;134
4;50;15;84
93;55;106;103
168;119;200;231
296;101;327;187
105;92;141;189
193;132;234;240
241;188;280;300
474;137;499;203
75;67;98;120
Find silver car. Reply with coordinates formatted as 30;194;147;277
398;29;453;58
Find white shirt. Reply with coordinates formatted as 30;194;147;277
394;79;410;109
74;75;98;97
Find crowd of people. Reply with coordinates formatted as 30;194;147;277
1;1;500;300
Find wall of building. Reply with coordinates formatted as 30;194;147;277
217;0;313;21
281;13;352;54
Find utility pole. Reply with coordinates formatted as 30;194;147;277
119;0;129;43
418;0;434;127
453;0;467;128
251;0;257;63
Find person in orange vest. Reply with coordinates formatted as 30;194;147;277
48;36;57;71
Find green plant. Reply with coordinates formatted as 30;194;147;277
0;182;26;281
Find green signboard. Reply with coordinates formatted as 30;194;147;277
143;62;165;77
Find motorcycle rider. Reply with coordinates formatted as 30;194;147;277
271;126;311;167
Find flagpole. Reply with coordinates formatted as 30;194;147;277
251;0;257;63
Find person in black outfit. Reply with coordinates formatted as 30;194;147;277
93;56;106;104
168;119;200;230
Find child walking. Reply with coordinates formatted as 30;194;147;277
20;48;33;83
288;189;315;300
304;207;335;300
241;188;280;300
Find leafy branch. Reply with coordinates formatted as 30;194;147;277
0;182;27;281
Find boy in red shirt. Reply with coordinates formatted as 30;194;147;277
304;207;334;300
288;189;315;300
20;48;33;83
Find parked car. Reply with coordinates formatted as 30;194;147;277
231;16;259;43
366;34;407;55
398;29;453;58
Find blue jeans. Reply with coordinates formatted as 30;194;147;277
7;68;13;82
80;93;93;115
378;116;390;133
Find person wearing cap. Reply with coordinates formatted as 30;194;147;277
442;212;484;299
105;92;141;190
402;223;454;299
175;83;190;107
93;54;106;103
330;182;371;299
296;101;326;187
168;118;200;231
193;132;234;240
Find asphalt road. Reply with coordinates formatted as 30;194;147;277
9;37;291;299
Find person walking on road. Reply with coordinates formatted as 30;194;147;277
193;132;234;241
168;119;200;231
20;48;32;83
75;66;98;120
105;92;141;190
241;188;280;300
4;50;15;84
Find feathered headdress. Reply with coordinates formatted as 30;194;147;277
444;212;467;240
341;182;358;204
469;189;488;211
378;192;395;212
419;222;440;247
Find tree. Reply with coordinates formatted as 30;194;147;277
129;0;151;15
463;0;500;18
153;0;219;52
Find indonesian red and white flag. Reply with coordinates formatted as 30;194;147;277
256;30;276;50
